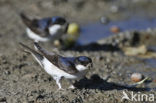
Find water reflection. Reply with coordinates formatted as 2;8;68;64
79;18;156;44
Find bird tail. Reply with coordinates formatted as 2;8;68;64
19;42;44;65
20;13;34;28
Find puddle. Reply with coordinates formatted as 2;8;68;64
149;46;156;51
124;58;156;79
124;46;156;79
77;17;156;79
144;59;156;68
78;17;156;45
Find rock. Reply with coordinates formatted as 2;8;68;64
122;45;147;56
100;16;109;24
4;70;10;75
22;73;35;80
153;79;156;83
110;26;120;34
110;5;119;13
107;78;114;83
54;40;61;47
131;73;143;82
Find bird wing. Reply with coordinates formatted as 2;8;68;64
57;57;78;74
34;42;78;74
20;13;50;37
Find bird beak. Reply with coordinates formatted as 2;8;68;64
67;23;80;36
88;63;93;69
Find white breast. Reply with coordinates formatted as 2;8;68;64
76;64;87;71
48;25;62;36
42;58;78;79
26;28;49;42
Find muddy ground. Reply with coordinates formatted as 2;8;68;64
0;0;156;103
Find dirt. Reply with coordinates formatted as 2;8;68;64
0;0;156;103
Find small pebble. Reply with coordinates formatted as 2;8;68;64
131;73;143;82
4;70;10;75
100;16;109;24
153;80;156;83
110;5;119;13
110;26;120;33
54;40;61;46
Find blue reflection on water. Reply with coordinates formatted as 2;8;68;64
78;18;156;45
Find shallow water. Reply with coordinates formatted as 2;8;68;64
79;17;156;45
124;58;156;79
78;19;156;79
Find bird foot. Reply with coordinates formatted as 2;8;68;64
68;85;76;89
58;88;65;91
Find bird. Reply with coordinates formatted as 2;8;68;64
19;42;93;90
20;13;70;42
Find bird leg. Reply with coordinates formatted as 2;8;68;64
68;80;75;89
54;76;64;90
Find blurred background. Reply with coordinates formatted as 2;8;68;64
0;0;156;103
1;0;156;48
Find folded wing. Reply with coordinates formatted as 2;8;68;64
34;42;78;74
20;13;49;37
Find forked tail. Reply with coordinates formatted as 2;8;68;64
19;42;44;64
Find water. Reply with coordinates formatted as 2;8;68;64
124;58;156;79
78;18;156;79
78;17;156;45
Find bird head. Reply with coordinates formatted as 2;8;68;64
48;16;68;35
75;56;93;71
